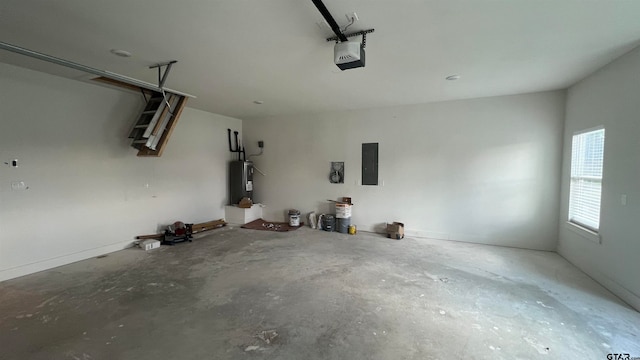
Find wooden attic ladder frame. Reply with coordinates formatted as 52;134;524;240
92;76;188;157
0;41;192;158
127;90;188;157
125;60;188;156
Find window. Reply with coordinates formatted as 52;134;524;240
568;127;605;232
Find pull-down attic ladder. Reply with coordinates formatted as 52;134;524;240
0;41;194;157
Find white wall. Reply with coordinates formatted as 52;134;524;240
0;63;241;281
243;91;566;250
558;47;640;310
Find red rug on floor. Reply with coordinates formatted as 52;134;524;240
241;218;304;232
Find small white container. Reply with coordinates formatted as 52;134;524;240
140;239;160;251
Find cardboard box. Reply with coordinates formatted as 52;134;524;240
386;222;405;240
238;197;253;208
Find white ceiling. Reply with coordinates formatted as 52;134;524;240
1;0;640;119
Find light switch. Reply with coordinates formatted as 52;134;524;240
621;194;627;206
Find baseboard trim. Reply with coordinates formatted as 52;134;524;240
600;276;640;312
341;226;552;252
0;241;134;282
557;253;640;312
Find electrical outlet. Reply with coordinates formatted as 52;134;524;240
258;141;264;148
621;194;628;206
11;181;27;190
3;159;18;167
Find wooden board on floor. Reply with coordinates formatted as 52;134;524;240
191;219;227;234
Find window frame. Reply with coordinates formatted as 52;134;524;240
567;125;605;241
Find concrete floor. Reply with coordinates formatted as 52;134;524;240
1;227;639;360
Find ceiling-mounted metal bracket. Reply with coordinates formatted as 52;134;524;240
327;28;375;44
149;60;177;89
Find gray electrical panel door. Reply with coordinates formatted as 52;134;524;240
362;143;378;186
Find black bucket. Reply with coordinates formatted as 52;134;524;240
323;214;335;232
337;217;351;233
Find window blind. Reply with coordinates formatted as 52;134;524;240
568;128;605;231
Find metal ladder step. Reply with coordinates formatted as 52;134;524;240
141;98;168;138
127;93;164;141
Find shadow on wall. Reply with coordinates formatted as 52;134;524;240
464;141;539;226
455;141;556;248
381;139;559;250
373;223;387;233
102;92;146;159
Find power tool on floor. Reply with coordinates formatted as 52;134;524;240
162;221;193;245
